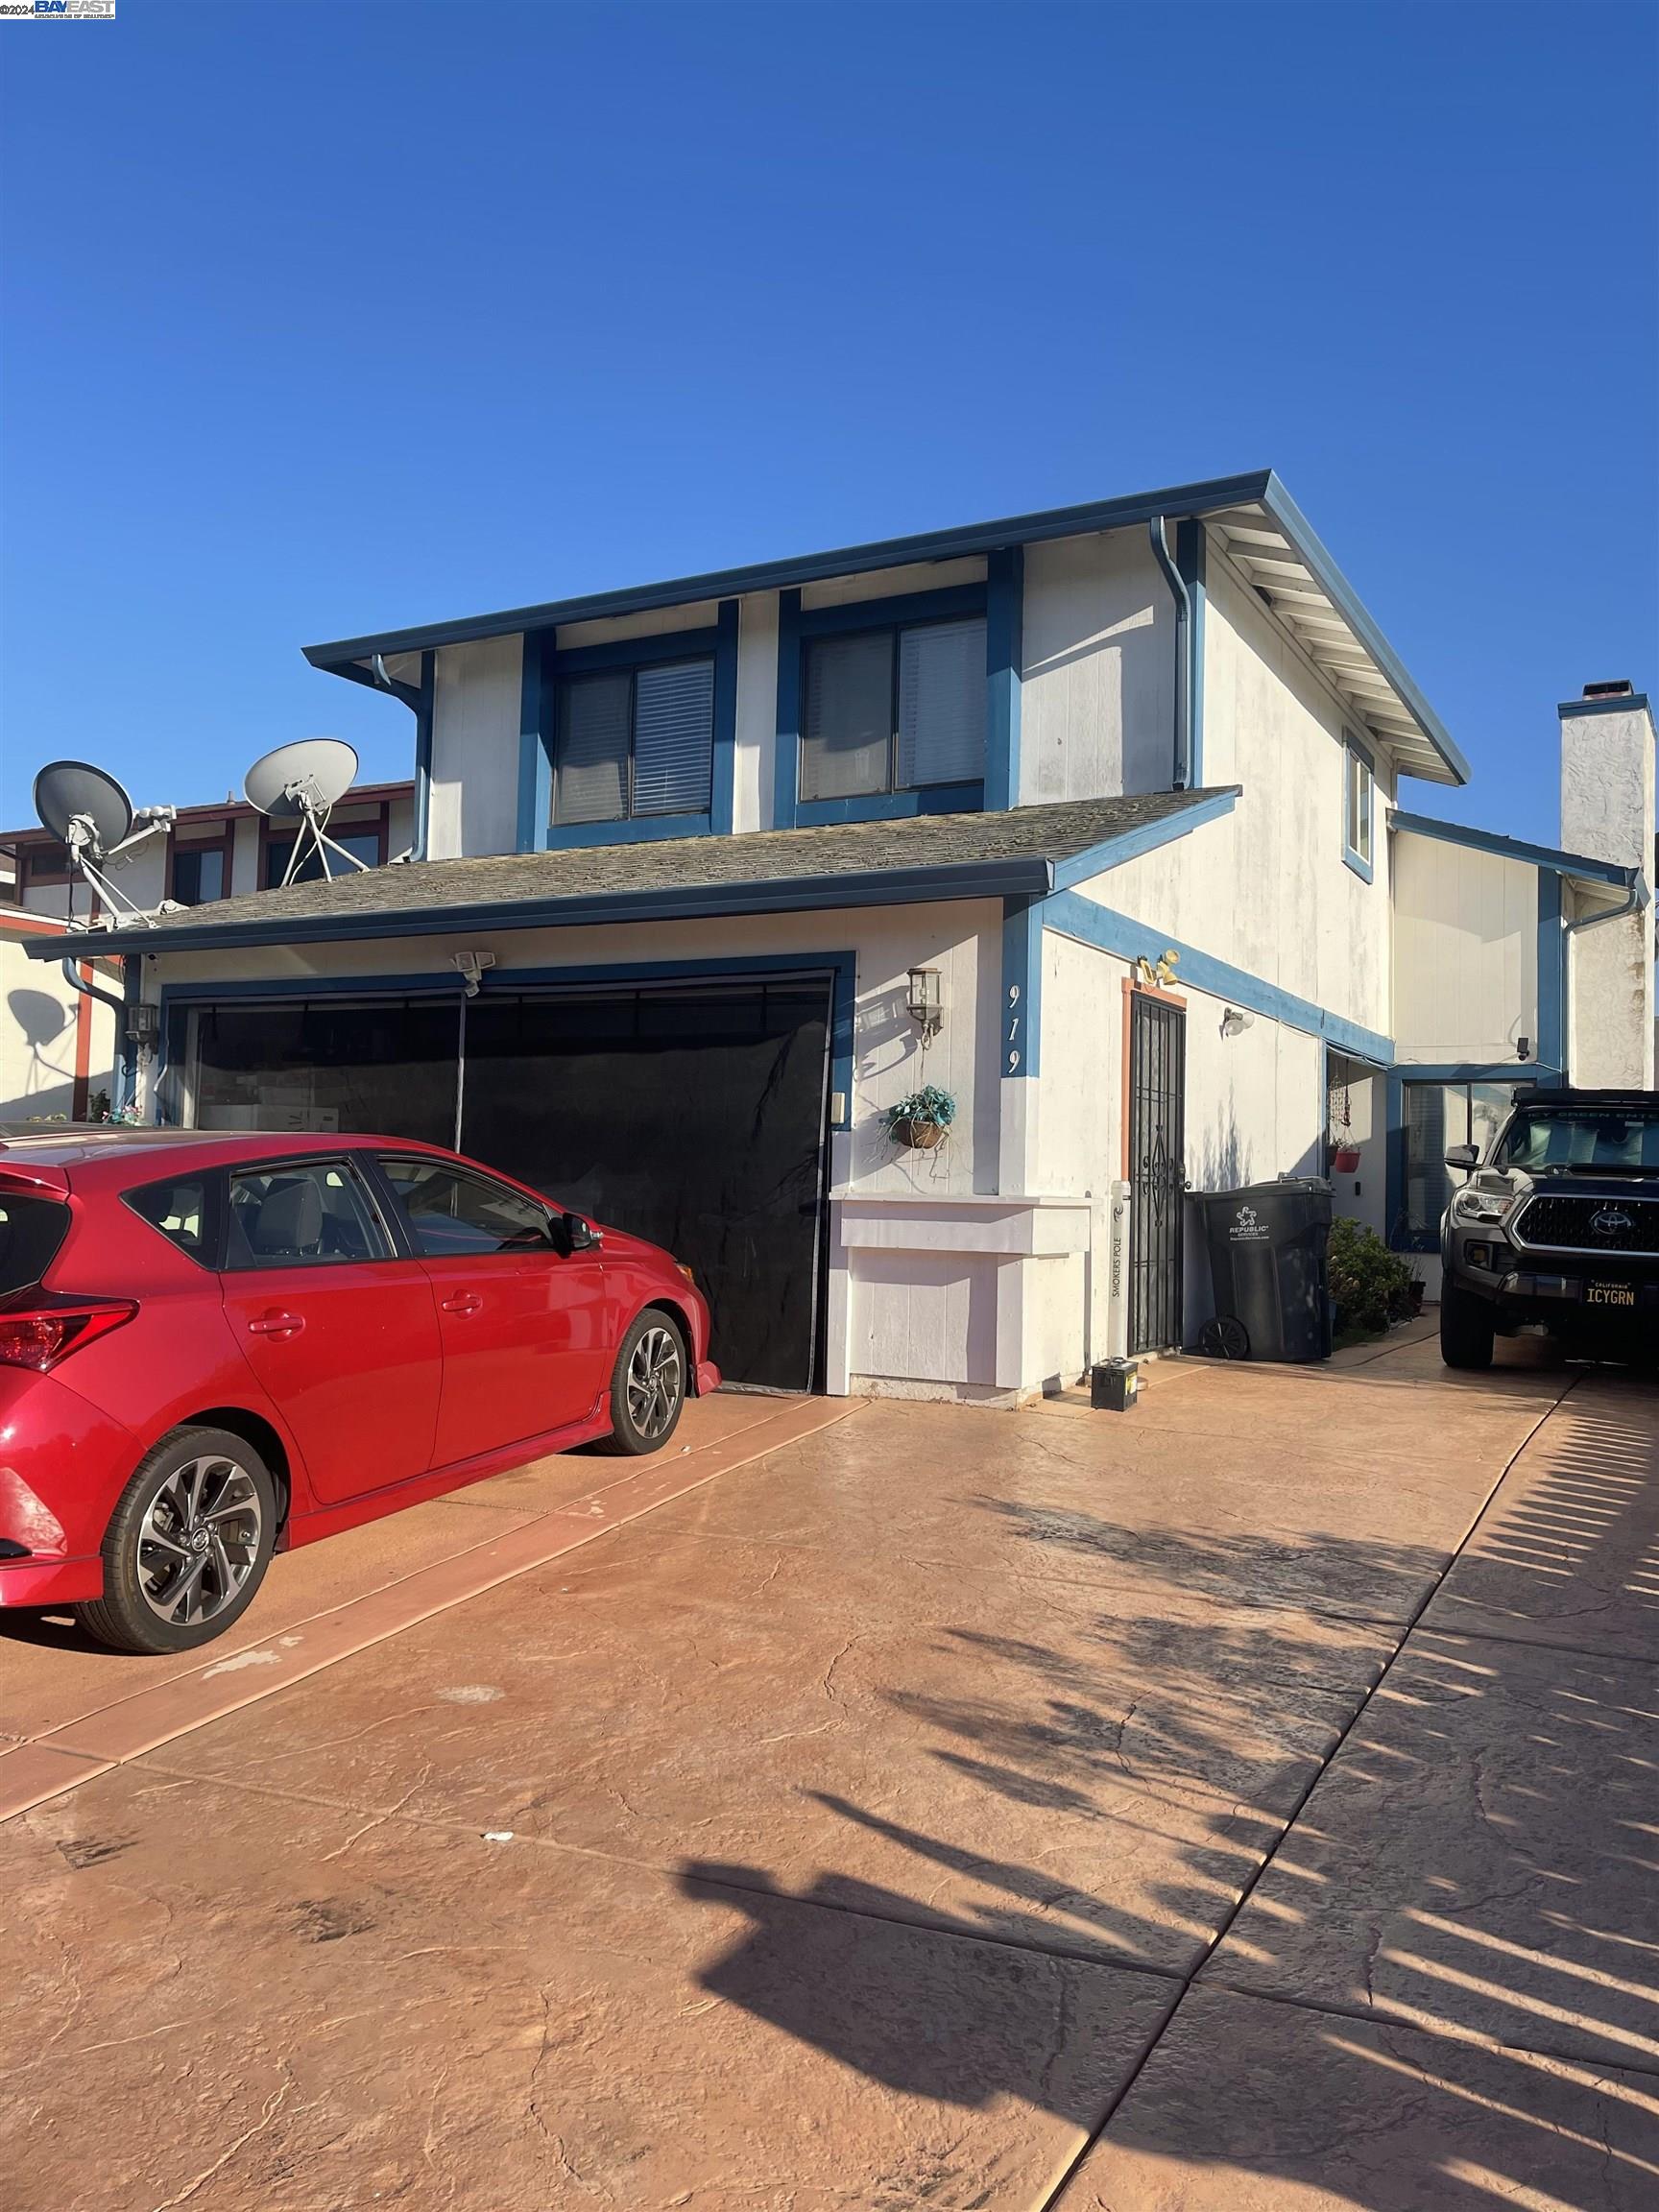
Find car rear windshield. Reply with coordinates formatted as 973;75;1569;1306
0;1190;72;1294
1498;1106;1659;1174
124;1174;216;1264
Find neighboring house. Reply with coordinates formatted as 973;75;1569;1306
24;470;1654;1398
0;781;416;922
0;912;118;1128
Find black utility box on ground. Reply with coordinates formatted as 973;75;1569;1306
1195;1178;1334;1362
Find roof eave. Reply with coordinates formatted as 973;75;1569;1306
24;854;1057;962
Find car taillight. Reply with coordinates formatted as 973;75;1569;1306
0;1299;137;1372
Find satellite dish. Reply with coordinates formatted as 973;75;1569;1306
243;737;370;886
35;759;134;859
244;737;359;821
31;757;179;932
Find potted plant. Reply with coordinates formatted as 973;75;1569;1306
885;1085;956;1151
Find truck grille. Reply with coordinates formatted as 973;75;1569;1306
1512;1192;1659;1256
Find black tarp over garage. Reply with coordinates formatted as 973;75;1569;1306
188;978;832;1390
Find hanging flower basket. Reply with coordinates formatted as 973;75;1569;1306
885;1085;956;1152
1331;1145;1361;1174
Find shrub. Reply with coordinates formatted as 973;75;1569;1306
1327;1216;1416;1334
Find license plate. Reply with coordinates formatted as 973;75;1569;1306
1586;1282;1637;1308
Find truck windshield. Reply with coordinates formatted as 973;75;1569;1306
1498;1106;1659;1174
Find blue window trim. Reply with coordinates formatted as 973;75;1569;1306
517;607;739;854
157;950;857;1137
796;782;982;829
1382;1060;1559;1253
1341;732;1376;883
1044;887;1393;1065
775;580;993;830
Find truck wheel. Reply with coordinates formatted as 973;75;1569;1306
1439;1279;1495;1371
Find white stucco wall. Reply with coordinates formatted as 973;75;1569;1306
1019;530;1176;804
732;591;779;835
429;635;524;860
1;927;117;1124
1392;832;1539;1066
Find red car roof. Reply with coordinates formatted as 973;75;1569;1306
0;1128;445;1178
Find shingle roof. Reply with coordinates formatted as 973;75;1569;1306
38;789;1234;958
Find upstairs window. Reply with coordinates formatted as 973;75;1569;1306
171;843;227;905
554;658;714;826
802;616;986;803
263;812;386;888
1342;735;1375;878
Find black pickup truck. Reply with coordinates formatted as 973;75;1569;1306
1439;1089;1659;1369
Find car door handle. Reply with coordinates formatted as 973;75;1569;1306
441;1293;484;1316
247;1310;305;1338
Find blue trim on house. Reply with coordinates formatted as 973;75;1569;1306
709;600;738;836
1536;872;1565;1074
157;950;858;1139
537;811;713;849
1382;1060;1561;1253
1044;888;1393;1064
985;546;1023;811
1558;692;1650;719
1000;897;1043;1079
1174;519;1207;789
550;623;723;676
1389;809;1640;890
773;588;802;830
796;581;986;638
795;782;982;829
1049;787;1240;892
68;854;1057;959
516;630;550;855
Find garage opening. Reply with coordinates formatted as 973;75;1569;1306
183;975;833;1392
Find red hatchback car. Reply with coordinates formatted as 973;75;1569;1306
0;1129;717;1654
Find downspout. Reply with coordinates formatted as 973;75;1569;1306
60;954;126;1020
1147;517;1190;791
61;955;125;1123
1559;867;1649;1085
372;650;434;861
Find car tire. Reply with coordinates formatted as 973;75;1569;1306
75;1427;278;1656
1439;1278;1495;1372
595;1309;687;1456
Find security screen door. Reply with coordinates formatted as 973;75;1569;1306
1127;991;1187;1353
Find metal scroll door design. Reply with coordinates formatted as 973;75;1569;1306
1128;992;1187;1353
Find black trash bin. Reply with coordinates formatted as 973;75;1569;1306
1195;1178;1334;1362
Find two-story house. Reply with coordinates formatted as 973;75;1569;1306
31;470;1652;1398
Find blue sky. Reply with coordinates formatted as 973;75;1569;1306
2;0;1654;842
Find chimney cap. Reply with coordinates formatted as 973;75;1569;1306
1583;680;1634;700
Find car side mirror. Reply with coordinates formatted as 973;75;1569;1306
562;1212;602;1252
1444;1144;1479;1173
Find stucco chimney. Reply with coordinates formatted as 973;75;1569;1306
1559;683;1656;1088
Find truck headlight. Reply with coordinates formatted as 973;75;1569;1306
1452;1183;1516;1227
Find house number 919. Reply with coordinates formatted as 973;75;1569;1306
1006;983;1021;1073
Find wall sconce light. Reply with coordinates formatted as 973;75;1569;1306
125;1000;160;1050
906;966;944;1038
1220;1006;1254;1039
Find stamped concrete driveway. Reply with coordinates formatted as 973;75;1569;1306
3;1328;1656;2210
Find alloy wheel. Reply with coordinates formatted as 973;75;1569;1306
625;1325;683;1441
136;1455;265;1627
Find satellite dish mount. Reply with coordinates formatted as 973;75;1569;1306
243;739;368;886
33;760;178;930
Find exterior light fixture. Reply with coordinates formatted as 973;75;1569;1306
906;966;944;1038
1220;1007;1254;1039
1516;1035;1531;1063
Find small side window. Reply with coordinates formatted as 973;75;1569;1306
1342;736;1375;879
225;1161;392;1270
0;1191;71;1292
124;1175;216;1266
